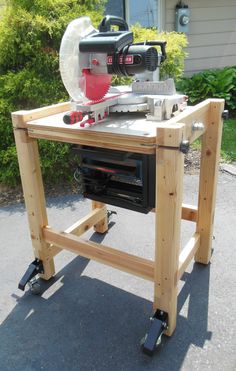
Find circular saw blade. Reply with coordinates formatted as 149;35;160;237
80;69;112;101
59;17;97;102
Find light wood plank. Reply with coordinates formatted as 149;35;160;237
195;100;224;264
43;227;155;282
48;207;108;257
92;201;108;234
154;125;184;336
65;207;107;235
152;204;198;222
181;204;198;222
178;233;200;280
11;102;71;129
167;100;210;144
27;128;156;154
156;123;185;147
13;129;55;279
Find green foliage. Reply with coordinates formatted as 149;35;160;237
221;119;236;162
0;0;105;186
0;145;19;186
177;68;236;163
176;67;236;111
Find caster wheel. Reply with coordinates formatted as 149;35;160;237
140;334;147;346
141;310;168;356
141;333;162;355
28;279;41;295
107;210;117;224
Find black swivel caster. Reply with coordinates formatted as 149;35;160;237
107;210;117;224
141;310;168;356
18;258;44;294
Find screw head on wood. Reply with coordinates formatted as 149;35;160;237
222;110;229;120
179;140;190;154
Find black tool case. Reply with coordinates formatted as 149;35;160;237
73;146;156;214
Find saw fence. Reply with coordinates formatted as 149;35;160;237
12;98;224;355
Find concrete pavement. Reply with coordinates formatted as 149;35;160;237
0;172;235;370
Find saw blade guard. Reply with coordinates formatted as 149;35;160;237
59;16;96;102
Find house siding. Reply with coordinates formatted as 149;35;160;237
165;0;236;75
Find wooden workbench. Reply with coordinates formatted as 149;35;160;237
12;98;224;342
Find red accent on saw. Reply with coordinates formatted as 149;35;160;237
63;111;83;125
80;69;112;101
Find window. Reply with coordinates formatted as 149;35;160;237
125;0;163;29
105;0;164;30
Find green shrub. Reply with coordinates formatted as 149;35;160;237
0;0;105;186
221;119;236;162
176;67;236;111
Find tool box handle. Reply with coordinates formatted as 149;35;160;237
99;15;129;32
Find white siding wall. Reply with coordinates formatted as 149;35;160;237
165;0;236;75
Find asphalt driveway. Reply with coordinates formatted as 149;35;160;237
0;172;235;371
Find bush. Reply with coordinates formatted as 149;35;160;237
0;0;105;186
176;67;236;112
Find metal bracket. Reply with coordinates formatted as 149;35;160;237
192;121;204;132
18;258;44;291
179;140;190;154
222;110;229;120
107;210;117;223
141;309;168;356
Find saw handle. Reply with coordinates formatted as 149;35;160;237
99;15;129;32
134;41;167;62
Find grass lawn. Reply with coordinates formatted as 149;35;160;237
192;117;236;163
221;118;236;162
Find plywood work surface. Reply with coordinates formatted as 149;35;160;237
27;112;159;139
24;102;210;150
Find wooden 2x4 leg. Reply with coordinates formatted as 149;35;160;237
13;128;55;280
154;127;185;336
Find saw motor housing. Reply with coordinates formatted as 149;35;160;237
76;15;167;101
79;15;165;80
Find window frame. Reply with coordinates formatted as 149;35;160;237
124;0;165;30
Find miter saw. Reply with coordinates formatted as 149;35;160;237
59;15;187;127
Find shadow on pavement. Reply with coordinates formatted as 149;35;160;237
0;251;212;371
0;194;86;216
